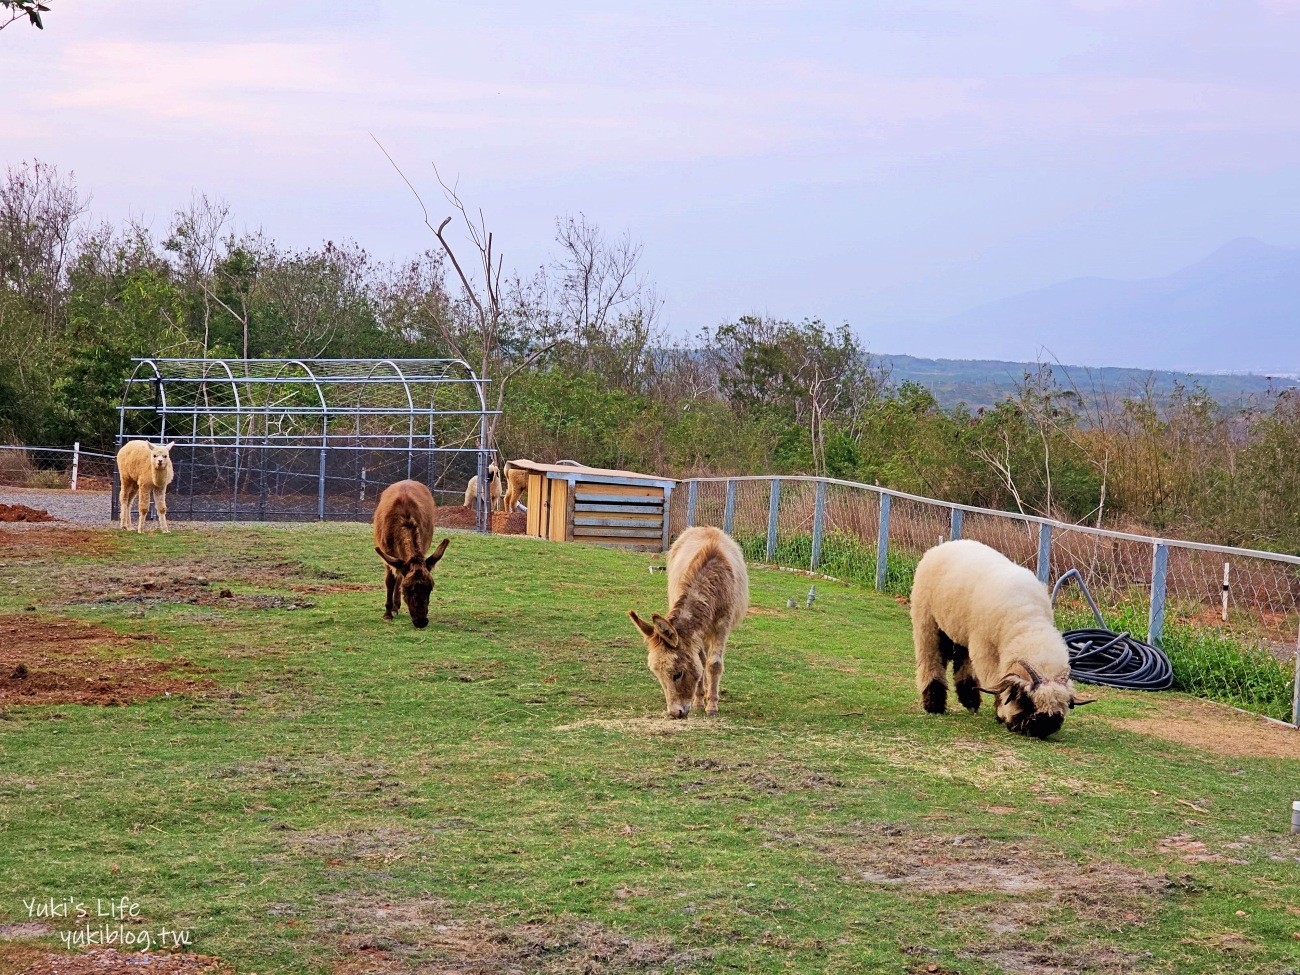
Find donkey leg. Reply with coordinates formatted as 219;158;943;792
914;611;948;714
383;568;398;620
705;638;726;717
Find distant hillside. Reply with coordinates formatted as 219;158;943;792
881;238;1300;373
879;354;1284;411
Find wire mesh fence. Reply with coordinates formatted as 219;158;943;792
0;444;117;490
673;475;1300;725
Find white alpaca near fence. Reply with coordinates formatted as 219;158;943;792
116;441;175;533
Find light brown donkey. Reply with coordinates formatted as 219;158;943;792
629;526;749;718
373;479;450;629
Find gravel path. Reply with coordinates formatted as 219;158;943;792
0;486;113;524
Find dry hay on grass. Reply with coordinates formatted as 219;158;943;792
320;895;704;975
1105;698;1300;759
0;502;56;522
0;939;227;974
0;614;207;706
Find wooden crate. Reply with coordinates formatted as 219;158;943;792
510;461;676;552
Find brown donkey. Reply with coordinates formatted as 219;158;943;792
373;479;450;629
630;526;749;718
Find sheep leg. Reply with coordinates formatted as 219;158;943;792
914;612;947;714
383;567;398;620
950;642;980;712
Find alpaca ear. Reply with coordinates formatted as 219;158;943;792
376;547;406;571
629;610;656;639
428;538;450;565
651;613;680;648
163;442;175;453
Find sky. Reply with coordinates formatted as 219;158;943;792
4;0;1300;360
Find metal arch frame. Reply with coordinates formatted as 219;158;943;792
116;357;498;526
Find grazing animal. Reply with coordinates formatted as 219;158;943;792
911;539;1094;738
463;462;502;512
501;460;529;512
629;526;749;719
373;479;450;629
116;440;175;533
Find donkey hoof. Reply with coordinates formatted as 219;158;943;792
706;708;719;718
383;613;393;621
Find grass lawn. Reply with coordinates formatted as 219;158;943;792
0;523;1297;974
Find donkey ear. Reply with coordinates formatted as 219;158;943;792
651;613;680;648
628;610;656;639
376;547;406;571
428;538;450;565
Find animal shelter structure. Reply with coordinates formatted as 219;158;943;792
115;358;498;526
511;460;676;552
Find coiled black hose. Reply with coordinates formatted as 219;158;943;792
1052;569;1174;691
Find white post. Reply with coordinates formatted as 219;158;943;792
1221;562;1230;623
70;441;80;491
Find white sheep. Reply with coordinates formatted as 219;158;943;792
116;440;175;533
910;539;1094;738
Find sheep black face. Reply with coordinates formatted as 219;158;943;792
983;661;1095;739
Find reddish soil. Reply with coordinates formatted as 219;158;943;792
0;503;56;523
1107;699;1300;759
0;615;207;706
437;506;526;534
0;528;122;558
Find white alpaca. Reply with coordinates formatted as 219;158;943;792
116;441;175;533
910;539;1094;738
463;462;502;512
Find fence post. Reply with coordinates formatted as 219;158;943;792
723;479;736;534
766;478;780;562
949;507;962;541
1292;640;1300;727
686;480;697;527
70;441;80;491
317;447;327;521
1036;523;1053;584
811;480;826;570
1149;542;1168;648
876;492;892;591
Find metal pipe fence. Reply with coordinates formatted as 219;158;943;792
673;475;1300;726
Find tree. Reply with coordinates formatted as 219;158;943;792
1;0;49;30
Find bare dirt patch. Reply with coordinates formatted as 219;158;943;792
320;895;705;974
770;821;1166;920
0;527;122;558
0;503;56;523
61;558;318;611
1106;699;1300;759
0;614;206;706
0;944;229;974
437;507;527;535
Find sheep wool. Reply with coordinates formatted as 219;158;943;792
910;539;1093;738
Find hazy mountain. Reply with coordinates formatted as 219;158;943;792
879;354;1284;411
883;238;1300;373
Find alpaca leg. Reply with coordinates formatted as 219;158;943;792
119;482;135;530
137;489;150;534
156;489;169;533
914;610;947;714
